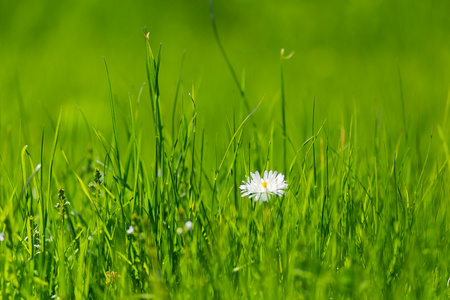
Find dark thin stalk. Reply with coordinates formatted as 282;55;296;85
280;49;287;175
209;0;250;112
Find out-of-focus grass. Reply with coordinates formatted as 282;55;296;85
1;0;448;147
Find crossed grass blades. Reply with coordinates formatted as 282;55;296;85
1;10;450;300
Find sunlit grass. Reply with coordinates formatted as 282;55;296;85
1;4;450;299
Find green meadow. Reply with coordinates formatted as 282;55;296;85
1;0;449;299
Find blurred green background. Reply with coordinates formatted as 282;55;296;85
0;0;449;162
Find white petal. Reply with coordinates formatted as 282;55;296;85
260;193;269;202
254;193;260;201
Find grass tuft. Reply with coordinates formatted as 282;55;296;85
0;7;449;300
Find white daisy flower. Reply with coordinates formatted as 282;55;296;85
239;170;288;202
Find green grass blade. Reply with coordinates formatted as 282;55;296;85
104;58;122;180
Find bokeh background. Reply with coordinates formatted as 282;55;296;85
1;0;449;165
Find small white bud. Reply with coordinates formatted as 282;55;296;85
184;221;193;231
126;226;135;234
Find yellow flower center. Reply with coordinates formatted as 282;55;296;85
261;182;268;189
